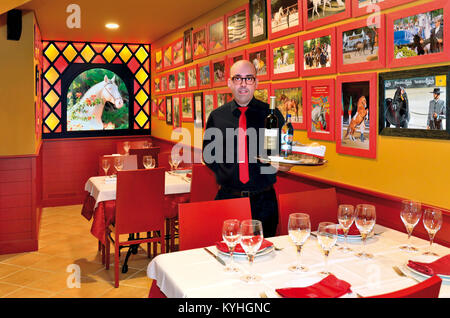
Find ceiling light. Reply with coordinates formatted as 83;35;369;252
105;23;119;30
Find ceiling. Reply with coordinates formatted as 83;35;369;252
17;0;230;44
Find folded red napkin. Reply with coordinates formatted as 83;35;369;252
338;223;360;236
215;239;273;254
407;255;450;276
186;173;192;178
276;274;352;298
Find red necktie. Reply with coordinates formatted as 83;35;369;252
238;107;249;184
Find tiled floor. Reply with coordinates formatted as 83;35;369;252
0;204;155;298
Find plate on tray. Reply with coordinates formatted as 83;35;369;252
257;156;327;167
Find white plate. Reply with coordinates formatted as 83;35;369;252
268;156;302;164
405;262;450;282
217;246;274;258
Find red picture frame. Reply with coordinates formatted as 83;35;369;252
216;87;233;108
336;15;385;73
336;72;377;158
225;4;250;50
162;43;173;70
271;81;306;130
192;26;208;60
160;74;168;94
153;48;163;73
167;71;176;93
176;68;187;92
157;97;166;120
198;60;212;89
254;83;271;104
227;51;246;68
171;38;184;68
211;56;228;88
151;98;158;116
270;36;299;80
207;16;226;55
267;0;303;40
386;0;450;69
153;75;161;95
302;0;351;31
203;90;217;129
181;93;194;122
352;0;417;18
186;64;199;91
299;27;336;77
306;78;335;141
172;95;182;129
245;44;271;82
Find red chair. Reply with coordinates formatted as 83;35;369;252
277;188;338;234
178;197;252;251
98;154;137;176
105;168;166;288
367;275;442;298
129;147;161;169
190;163;219;202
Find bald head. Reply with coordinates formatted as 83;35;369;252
229;59;257;77
228;59;258;106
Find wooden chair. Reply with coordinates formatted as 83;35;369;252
105;168;166;288
129;147;161;169
178;197;252;251
367;275;442;298
98;154;137;176
277;188;338;234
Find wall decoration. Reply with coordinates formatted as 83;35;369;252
352;0;418;18
226;4;250;49
186;64;199;91
249;0;268;43
198;61;212;89
336;73;377;158
163;43;173;70
227;51;246;68
270;36;299;80
254;83;271;103
172;38;184;68
166;96;173;125
193;26;208;60
154;48;163;73
167;71;177;93
212;56;228;87
246;44;270;81
157;97;166;120
303;0;351;31
300;27;336;77
151;98;158;116
306;78;335;141
216;88;233;107
203;90;217;128
208;16;226;55
386;0;449;69
160;74;168;93
154;76;161;94
176;68;187;92
194;92;204;128
183;28;194;64
379;65;450;140
337;15;385;73
181;93;194;122
268;0;302;39
172;95;182;129
271;81;306;129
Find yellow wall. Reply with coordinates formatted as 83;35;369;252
151;0;449;209
0;10;37;156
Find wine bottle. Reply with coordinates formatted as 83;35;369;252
264;96;279;157
281;114;293;158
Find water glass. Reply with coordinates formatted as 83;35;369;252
123;141;130;155
239;219;263;283
399;200;422;252
422;208;443;256
355;204;376;259
287;213;310;272
114;157;124;174
337;204;355;253
317;222;338;276
222;219;241;272
102;158;110;176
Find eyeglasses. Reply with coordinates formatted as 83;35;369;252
231;76;256;85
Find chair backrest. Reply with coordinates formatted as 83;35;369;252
98;155;137;175
115;168;166;235
190;163;219;202
367;275;442;298
116;139;153;154
178;198;252;250
277;187;338;234
129;147;161;169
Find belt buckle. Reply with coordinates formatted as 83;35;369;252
240;190;251;197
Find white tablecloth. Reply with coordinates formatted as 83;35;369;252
147;225;450;298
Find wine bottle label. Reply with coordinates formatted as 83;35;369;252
264;129;278;150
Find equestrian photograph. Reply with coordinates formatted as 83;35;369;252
273;86;304;126
303;35;332;69
273;43;296;74
270;0;300;33
307;0;346;22
342;25;379;65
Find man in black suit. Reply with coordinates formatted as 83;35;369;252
430;18;443;53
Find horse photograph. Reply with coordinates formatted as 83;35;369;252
307;0;346;23
66;69;128;131
273;86;303;126
254;87;269;103
273;43;296;75
342;25;378;65
303;35;332;69
270;0;300;34
249;49;268;77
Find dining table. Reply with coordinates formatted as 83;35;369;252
146;224;450;298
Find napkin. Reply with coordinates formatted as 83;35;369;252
407;255;450;276
215;239;273;254
276;274;352;298
338;223;360;236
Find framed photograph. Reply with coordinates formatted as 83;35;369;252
386;0;450;69
194;92;203;128
167;71;177;93
181;93;194;122
336;73;377;158
271;81;306;130
303;0;351;31
157;97;166;120
172;95;182;129
183;28;194;64
153;76;161;95
300;27;336;77
154;48;163;73
249;0;268;43
212;57;228;87
172;38;184;68
246;44;271;82
227;51;246;68
268;0;302;39
254;83;271;104
151;98;158;116
216;88;233;107
352;0;418;18
166;96;173;125
176;68;187;92
208;16;226;55
203;90;217;128
337;15;386;73
193;26;208;60
160;75;168;93
198;61;212;89
226;4;250;50
306;78;335;141
270;36;299;80
186;64;199;91
163;43;173;70
379;65;450;140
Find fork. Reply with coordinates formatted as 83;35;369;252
392;265;422;283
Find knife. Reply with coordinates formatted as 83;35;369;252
203;248;226;266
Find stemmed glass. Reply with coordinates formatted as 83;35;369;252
143;140;151;148
143;155;155;169
355;204;376;259
123;141;130;155
337;204;355;253
422;208;443;256
317;222;338;276
102;159;110;176
222;219;241;272
287;213;310;272
114;157;124;175
239;219;263;283
399;200;422;252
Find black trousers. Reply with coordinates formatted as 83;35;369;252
215;187;279;238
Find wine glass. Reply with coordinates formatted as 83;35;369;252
143;155;155;169
399;200;422;252
143;140;151;148
239;219;263;283
171;155;181;170
222;219;241;272
102;159;110;176
355;204;376;259
422;208;443;256
287;213;310;272
123;141;130;155
114;157;124;175
317;222;338;276
337;204;355;253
